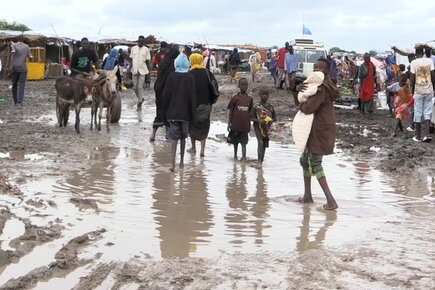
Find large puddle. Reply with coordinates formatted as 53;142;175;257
1;100;434;287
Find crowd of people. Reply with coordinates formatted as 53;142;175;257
58;36;339;209
7;33;435;210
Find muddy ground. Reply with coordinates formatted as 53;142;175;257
0;73;434;289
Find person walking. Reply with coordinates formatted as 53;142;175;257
297;58;339;210
188;53;218;157
358;53;377;119
276;42;289;89
161;54;197;172
284;45;298;92
130;35;151;111
150;44;180;142
229;48;241;83
10;35;32;106
410;46;435;142
269;51;278;87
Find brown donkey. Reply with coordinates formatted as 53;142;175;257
91;66;119;132
55;74;95;134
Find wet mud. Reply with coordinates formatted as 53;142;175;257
0;74;434;289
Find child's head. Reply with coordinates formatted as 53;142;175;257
304;71;324;86
399;73;408;87
238;78;248;93
259;86;269;102
399;64;406;72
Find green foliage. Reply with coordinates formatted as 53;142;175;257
329;47;343;54
0;19;31;31
369;50;377;57
144;35;157;44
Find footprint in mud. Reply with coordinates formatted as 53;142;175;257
69;198;99;211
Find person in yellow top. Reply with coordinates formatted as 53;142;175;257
251;51;262;83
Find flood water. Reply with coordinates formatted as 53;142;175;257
1;101;434;287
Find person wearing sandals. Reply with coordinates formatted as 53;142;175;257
187;53;217;157
410;46;435;142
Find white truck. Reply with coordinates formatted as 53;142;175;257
290;39;327;83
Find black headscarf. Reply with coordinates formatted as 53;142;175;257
154;44;180;95
230;48;241;65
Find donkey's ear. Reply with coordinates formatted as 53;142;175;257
113;65;119;74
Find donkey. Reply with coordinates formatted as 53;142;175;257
55;75;94;133
91;66;119;132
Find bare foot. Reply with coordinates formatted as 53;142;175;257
149;137;155;142
240;157;247;162
200;152;205;157
169;165;175;172
298;196;314;203
256;162;262;169
233;156;238;161
179;162;184;168
323;203;338;210
187;148;196;153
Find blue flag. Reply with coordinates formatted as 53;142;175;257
303;25;312;35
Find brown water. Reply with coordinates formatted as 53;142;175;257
1;103;434;288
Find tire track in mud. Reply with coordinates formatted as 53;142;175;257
0;229;105;290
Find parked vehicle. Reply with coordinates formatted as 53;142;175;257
290;39;327;83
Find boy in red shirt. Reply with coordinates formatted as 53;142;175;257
227;78;253;161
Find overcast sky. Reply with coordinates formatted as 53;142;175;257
3;0;435;53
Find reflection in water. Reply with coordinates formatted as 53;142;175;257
297;206;337;251
248;169;270;245
137;110;143;123
53;147;119;200
225;163;249;245
151;147;213;258
354;161;371;185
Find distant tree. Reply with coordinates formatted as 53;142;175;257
368;50;377;56
144;35;158;44
270;45;278;49
350;50;357;54
329;47;343;54
0;19;31;31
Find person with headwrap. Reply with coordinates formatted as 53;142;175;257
251;51;262;83
188;53;218;157
161;54;197;171
101;47;123;84
229;48;241;82
384;55;400;116
150;44;180;142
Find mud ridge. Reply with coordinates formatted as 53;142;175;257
0;229;105;290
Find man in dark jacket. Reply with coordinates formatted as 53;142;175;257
297;58;339;210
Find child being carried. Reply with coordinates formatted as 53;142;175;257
292;71;325;150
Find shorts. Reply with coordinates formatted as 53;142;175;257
413;93;433;122
300;150;325;179
168;121;189;140
227;131;248;145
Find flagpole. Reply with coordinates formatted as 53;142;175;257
302;12;305;39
